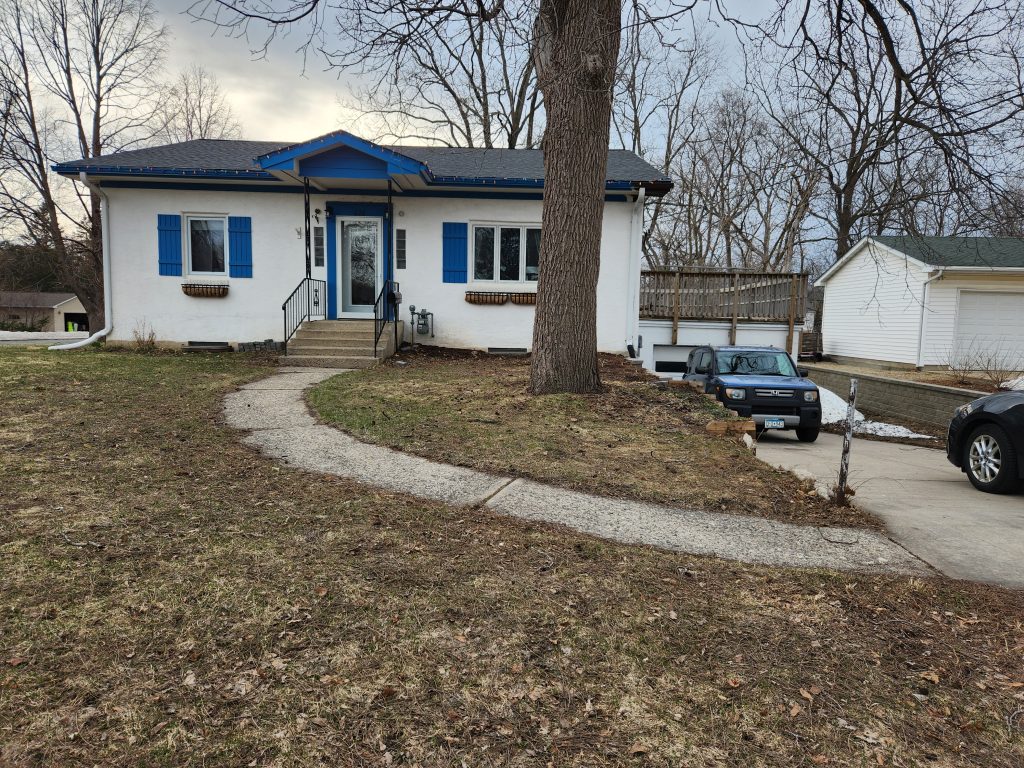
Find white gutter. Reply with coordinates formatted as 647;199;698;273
915;268;945;369
626;186;646;354
50;172;112;350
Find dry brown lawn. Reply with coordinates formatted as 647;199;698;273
2;347;1023;767
309;349;879;529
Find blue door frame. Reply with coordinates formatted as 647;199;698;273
325;201;393;319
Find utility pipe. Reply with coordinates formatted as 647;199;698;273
50;172;112;350
626;185;646;355
915;267;944;369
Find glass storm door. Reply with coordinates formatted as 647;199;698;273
339;218;380;314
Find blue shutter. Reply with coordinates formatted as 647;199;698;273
442;222;468;283
228;216;253;278
157;214;182;276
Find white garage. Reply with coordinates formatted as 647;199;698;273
815;236;1024;369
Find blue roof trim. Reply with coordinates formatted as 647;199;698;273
256;129;426;176
95;179;634;202
51;164;275;180
429;176;640;190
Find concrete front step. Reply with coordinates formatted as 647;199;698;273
287;344;377;356
282;319;397;367
304;320;375;329
278;354;378;369
292;330;377;342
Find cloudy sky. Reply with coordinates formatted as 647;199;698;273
157;0;363;141
156;0;756;144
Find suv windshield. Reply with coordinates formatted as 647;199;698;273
716;350;797;377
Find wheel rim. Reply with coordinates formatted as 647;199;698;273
969;434;1002;484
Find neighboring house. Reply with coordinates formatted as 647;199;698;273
815;236;1024;369
0;291;88;331
52;130;670;360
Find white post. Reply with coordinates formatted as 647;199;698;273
836;378;858;504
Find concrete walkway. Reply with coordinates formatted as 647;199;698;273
759;432;1024;589
224;368;929;576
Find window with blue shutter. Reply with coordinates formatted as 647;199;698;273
442;221;468;283
157;214;182;276
228;216;253;278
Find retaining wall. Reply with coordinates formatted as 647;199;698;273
804;365;986;430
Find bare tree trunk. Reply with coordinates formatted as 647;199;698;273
529;0;620;395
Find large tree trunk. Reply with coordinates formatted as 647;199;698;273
528;0;621;395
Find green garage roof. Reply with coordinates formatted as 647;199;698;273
874;236;1024;269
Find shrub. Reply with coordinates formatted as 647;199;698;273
131;320;157;352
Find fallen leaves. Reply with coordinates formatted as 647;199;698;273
800;685;822;701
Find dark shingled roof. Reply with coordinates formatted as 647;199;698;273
0;291;77;308
54;138;671;185
874;235;1024;269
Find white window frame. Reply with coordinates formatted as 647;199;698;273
185;214;229;277
312;225;326;268
470;222;541;286
395;227;407;270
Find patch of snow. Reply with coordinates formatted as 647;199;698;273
1000;374;1024;391
854;421;935;439
818;386;935;440
819;386;864;423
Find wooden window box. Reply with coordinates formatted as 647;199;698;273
182;283;229;298
508;292;536;305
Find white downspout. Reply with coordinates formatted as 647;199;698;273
50;172;112;350
915;268;944;369
626;186;646;354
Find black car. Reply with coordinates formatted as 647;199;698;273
682;345;822;442
947;391;1024;494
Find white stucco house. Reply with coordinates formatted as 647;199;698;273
815;236;1024;369
52;130;670;364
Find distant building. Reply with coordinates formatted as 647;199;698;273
0;291;88;332
815;236;1024;368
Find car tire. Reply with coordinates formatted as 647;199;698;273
796;427;819;443
963;423;1020;494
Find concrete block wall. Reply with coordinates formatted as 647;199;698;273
804;365;986;429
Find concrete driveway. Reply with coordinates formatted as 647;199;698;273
758;432;1024;589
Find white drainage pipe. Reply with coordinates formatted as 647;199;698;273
50;172;112;350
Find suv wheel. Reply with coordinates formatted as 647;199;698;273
963;424;1020;494
796;427;819;443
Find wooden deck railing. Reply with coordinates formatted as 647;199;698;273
640;269;808;348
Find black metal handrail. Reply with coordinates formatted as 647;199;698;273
373;279;399;358
282;277;327;344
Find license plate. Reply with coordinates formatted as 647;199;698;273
764;418;786;430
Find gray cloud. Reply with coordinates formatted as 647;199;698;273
156;0;366;140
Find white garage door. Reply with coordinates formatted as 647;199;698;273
954;291;1024;366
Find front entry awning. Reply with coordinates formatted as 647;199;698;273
256;130;429;192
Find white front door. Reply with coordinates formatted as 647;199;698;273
338;217;382;315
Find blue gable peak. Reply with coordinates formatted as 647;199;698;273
256;129;426;177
